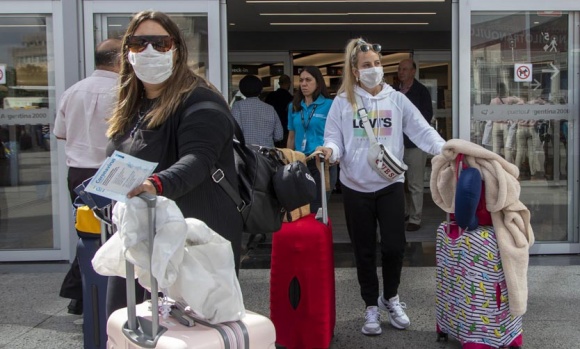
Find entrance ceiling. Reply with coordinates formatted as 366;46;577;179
226;0;452;33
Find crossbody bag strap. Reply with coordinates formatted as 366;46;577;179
182;101;246;212
355;94;378;144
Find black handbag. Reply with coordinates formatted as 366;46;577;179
273;160;316;212
182;101;285;234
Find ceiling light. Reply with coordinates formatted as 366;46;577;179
249;0;444;3
260;12;436;16
270;22;429;25
350;12;436;15
262;13;347;16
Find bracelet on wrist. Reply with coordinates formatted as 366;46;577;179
148;174;163;195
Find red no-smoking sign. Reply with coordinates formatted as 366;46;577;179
0;65;4;84
514;63;532;82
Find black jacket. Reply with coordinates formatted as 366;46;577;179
107;84;243;269
396;79;433;149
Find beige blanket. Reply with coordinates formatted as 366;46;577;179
430;139;535;316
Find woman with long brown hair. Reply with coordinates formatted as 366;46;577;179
105;10;242;316
287;66;337;213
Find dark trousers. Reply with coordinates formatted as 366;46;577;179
342;182;406;307
59;167;98;300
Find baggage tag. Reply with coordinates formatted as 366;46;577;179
301;136;307;152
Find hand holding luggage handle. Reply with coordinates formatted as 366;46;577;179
123;192;168;348
317;153;328;225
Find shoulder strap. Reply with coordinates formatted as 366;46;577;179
182;101;246;146
182;101;246;212
354;94;378;143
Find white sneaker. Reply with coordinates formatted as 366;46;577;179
361;306;382;336
378;294;410;329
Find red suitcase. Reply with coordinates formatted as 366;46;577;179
270;158;335;349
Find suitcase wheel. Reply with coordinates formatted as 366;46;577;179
436;331;448;342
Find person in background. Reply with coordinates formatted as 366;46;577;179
317;38;445;336
396;58;434;232
287;66;337;213
490;82;523;164
105;10;243;317
54;38;122;316
232;74;283;147
265;74;293;148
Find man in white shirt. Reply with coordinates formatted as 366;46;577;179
54;38;121;315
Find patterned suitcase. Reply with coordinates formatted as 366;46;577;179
270;157;335;349
106;193;276;349
435;221;523;349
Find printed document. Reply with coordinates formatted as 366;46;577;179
85;151;158;203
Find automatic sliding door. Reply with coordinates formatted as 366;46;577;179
462;8;579;253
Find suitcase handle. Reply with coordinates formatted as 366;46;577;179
318;154;328;225
123;192;167;348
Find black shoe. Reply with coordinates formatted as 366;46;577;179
406;223;421;232
67;299;83;315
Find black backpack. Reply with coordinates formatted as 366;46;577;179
182;101;284;234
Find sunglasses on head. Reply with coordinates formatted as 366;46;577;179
126;35;173;53
356;41;382;54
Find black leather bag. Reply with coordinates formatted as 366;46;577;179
273;160;316;212
183;101;284;234
233;141;284;234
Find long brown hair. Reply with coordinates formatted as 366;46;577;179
291;66;330;112
107;10;207;138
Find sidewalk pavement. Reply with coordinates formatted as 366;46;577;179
1;262;579;349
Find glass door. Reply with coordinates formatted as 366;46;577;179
0;1;68;262
84;0;225;90
458;2;580;254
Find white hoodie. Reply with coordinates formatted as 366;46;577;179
324;84;445;193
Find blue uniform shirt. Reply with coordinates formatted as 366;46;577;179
287;95;333;156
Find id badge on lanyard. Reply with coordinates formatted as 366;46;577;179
300;104;317;152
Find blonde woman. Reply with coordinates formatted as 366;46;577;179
317;38;445;336
105;10;242;316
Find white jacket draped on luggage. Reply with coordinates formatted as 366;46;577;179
92;195;246;324
430;139;535;317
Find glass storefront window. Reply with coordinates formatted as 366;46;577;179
93;14;209;77
0;15;55;249
470;12;570;242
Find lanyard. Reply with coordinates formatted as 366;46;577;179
300;104;318;131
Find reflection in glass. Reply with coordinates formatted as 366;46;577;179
0;15;55;250
470;12;570;242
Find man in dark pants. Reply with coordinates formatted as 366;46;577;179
54;39;121;314
396;58;434;232
265;74;293;148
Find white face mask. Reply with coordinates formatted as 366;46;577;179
128;44;174;84
358;67;384;89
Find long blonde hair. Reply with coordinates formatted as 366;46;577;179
337;37;382;108
107;10;208;138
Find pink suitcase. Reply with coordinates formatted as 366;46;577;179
107;302;276;349
106;193;276;348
